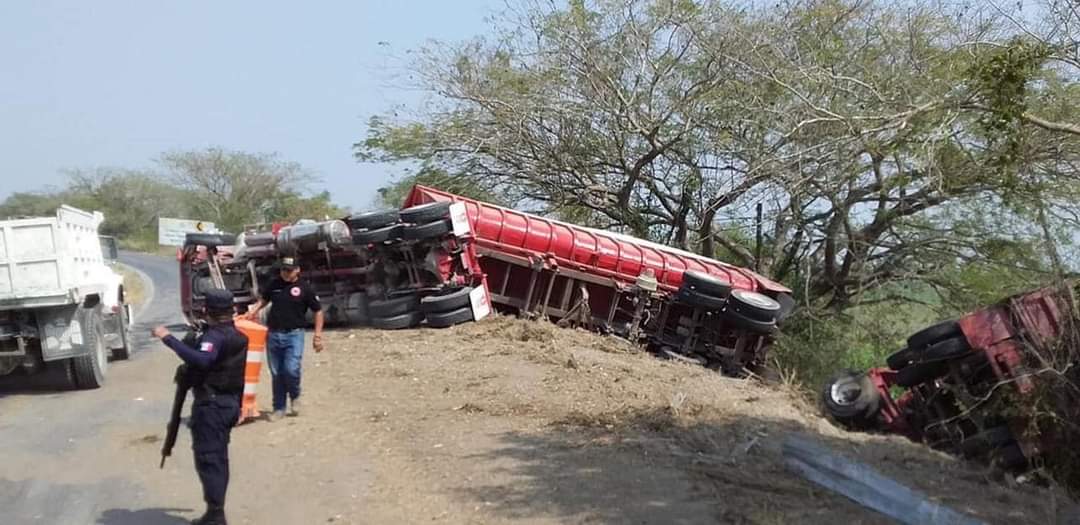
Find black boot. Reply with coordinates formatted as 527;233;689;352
191;505;227;525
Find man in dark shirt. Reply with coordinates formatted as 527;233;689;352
152;288;248;525
244;256;323;419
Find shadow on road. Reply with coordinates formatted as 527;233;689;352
0;361;78;394
97;507;192;525
449;409;1064;525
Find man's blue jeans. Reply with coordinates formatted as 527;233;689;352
266;329;304;412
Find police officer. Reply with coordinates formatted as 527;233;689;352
153;289;248;525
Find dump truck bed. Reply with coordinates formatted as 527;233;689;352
0;206;108;309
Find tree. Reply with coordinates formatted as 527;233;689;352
63;168;190;240
357;0;1080;313
262;190;349;224
159;148;311;233
0;191;65;219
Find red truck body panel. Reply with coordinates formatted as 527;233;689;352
855;284;1074;465
404;185;791;295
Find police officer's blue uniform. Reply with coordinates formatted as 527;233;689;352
160;289;248;525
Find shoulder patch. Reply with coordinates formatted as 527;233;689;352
199;342;214;353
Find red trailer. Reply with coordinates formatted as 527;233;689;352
822;283;1078;472
180;185;796;377
403;185;795;376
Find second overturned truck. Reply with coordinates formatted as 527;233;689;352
179;185;795;378
823;281;1080;482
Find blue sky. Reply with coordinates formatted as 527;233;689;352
0;0;499;211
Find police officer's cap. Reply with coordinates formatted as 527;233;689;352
204;289;234;312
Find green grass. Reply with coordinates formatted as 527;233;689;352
772;296;946;392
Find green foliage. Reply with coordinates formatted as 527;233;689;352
356;0;1080;393
0;149;344;251
263;190;348;224
0;192;65;219
967;39;1054;172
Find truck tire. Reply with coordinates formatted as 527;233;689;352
420;287;473;313
352;224;404;245
723;308;778;335
400;202;451;224
54;359;78;391
726;289;782;322
681;271;733;298
347;210;400;230
369;293;420;317
72;308;107;389
821;370;882;429
425;306;474;328
676;287;727;311
895;361;946;387
403;219;452;241
922;336;971;361
111;306;132;361
907;320;963;350
370;311;424;330
886;347;916;370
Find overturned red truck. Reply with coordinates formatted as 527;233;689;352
179;185;795;377
823;283;1080;474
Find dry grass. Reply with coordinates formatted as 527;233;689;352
115;263;148;307
312;315;1071;524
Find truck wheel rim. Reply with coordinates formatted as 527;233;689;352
830;377;860;406
737;291;778;309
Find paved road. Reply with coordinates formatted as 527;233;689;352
0;252;196;525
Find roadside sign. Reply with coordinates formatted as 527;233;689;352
158;217;216;246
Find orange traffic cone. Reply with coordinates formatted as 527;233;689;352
234;318;268;424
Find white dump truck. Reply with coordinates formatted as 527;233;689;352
0;205;132;389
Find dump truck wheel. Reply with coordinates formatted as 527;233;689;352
403;219;452;241
347;210;400;230
56;359;78;390
369;293;421;318
72;308;107;389
681;271;733;298
676;287;727;311
907;320;962;350
425;306;474;328
821;370;882;428
895;361;945;387
420;286;473;313
723;308;778;335
400;202;452;224
370;311;424;330
922;336;971;361
352;224;404;245
111;306;132;361
886;347;916;370
726;289;781;322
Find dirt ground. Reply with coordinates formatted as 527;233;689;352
196;315;1075;525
